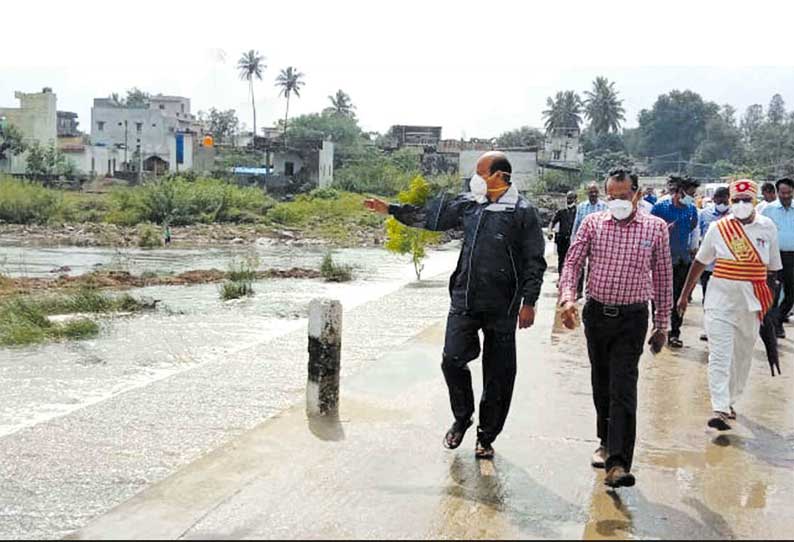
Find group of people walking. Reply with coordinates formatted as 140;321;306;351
364;151;788;490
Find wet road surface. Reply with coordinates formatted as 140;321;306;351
71;272;794;540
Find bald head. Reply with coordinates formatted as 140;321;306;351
476;151;512;182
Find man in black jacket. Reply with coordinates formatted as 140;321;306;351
550;191;578;274
365;151;547;459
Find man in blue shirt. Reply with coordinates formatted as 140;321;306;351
652;176;700;348
573;182;608;236
644;186;658;206
698;186;731;297
762;177;794;338
572;182;608;298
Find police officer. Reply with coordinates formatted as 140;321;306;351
365;151;547;459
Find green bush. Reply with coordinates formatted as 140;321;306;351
320;252;353;282
137;224;163;249
333;147;418;195
0;289;146;346
220;280;254;300
0;177;62;224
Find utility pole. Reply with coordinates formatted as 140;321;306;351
137;138;142;184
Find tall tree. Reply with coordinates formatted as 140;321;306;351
741;104;764;145
583;77;625;134
237;50;266;137
205;108;239;144
542;91;583;133
275;66;306;143
326;90;355;117
768;94;787;124
637;90;719;171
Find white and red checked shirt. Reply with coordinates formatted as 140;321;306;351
560;210;674;330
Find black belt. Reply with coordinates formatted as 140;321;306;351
586;299;648;318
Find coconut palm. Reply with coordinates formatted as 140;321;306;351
543;91;583;133
237;50;266;137
275;67;306;143
583;77;626;134
327;90;355;117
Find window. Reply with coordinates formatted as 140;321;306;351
180;103;185;113
97;121;105;132
552;150;562;161
159;104;165;110
285;161;295;176
136;122;143;133
152;123;157;127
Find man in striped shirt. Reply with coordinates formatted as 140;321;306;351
559;169;672;489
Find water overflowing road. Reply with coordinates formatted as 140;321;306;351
0;243;459;437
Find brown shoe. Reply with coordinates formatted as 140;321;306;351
605;465;636;488
591;446;606;469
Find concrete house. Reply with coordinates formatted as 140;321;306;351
0;88;58;173
90;94;197;175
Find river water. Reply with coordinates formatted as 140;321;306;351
0;241;460;438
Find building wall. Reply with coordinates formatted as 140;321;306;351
0;89;58;173
318;141;334;188
459;150;538;193
168;133;194;171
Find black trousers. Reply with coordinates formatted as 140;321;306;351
583;300;648;472
670;261;691;338
556;236;571;275
777;252;794;325
442;309;517;445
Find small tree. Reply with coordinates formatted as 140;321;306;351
385;175;442;280
0;123;26;161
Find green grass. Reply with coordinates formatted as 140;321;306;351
0;289;147;347
137;223;163;249
320;252;353;282
219;280;254;301
220;256;259;301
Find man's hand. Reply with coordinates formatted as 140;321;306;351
676;295;689;319
364;198;389;215
559;301;578;330
519;305;536;329
648;328;667;354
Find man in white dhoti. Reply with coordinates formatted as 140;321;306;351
676;179;782;431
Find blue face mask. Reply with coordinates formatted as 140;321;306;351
682;195;695;206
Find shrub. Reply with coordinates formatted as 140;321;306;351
320;252;353;282
220;280;254;300
137;224;163;249
0;177;62;224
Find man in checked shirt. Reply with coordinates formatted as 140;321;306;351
559;169;672;489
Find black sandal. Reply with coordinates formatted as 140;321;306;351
443;418;473;450
668;337;683;349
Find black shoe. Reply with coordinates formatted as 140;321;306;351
776;328;786;339
605;465;636;488
475;439;495;460
699;333;708;342
782;315;790;324
707;412;732;431
443;418;473;450
668;337;683;349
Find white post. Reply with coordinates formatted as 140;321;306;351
307;298;342;417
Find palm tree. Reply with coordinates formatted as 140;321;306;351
327;90;355;117
275;67;306;143
583;77;626;134
237;50;266;137
543;91;583;133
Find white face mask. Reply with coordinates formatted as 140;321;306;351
731;201;755;220
607;199;634;221
469;174;488;203
682;195;696;206
715;203;730;214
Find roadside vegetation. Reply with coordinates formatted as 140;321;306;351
220;255;259;301
0;288;147;347
320;252;353;282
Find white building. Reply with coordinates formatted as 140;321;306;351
0;88;58;173
90;94;197;174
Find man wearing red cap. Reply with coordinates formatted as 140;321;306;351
677;179;782;430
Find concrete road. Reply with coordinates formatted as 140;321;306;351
71;278;794;540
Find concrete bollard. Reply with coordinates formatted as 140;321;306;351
307;298;342;417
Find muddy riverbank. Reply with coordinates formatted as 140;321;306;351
0;222;388;249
